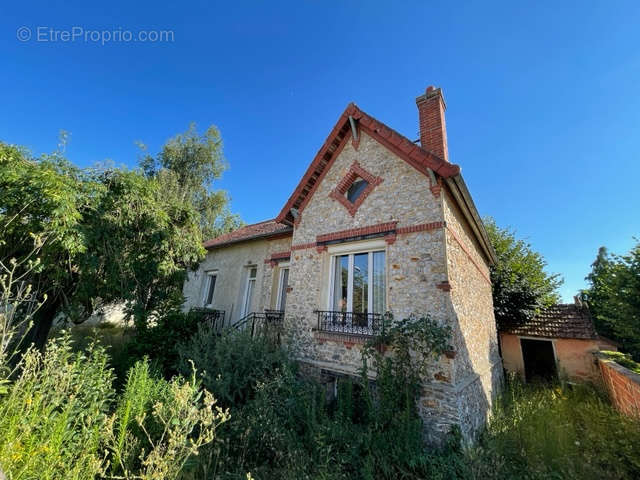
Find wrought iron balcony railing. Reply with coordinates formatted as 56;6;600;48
233;310;284;343
190;307;226;330
315;310;386;336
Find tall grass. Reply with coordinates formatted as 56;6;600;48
468;378;640;480
0;333;228;480
0;336;113;480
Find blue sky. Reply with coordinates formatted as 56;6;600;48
2;1;639;301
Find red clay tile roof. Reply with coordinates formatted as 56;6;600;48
276;103;460;225
499;304;598;340
203;219;292;249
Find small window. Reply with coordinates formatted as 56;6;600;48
346;178;369;203
204;273;217;307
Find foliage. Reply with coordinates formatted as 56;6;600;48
176;324;288;407
0;142;95;347
180;315;462;480
0;334;227;480
468;378;640;480
0;141;207;346
364;314;451;381
0;238;46;373
106;358;229;479
583;242;640;361
600;350;640;374
76;168;205;328
123;309;207;379
139;123;243;240
64;322;133;384
484;217;563;329
0;335;114;480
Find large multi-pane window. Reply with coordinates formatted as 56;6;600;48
330;250;385;314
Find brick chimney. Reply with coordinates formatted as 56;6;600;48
416;86;448;162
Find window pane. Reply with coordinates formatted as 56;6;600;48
372;251;385;314
243;279;255;316
352;253;369;314
346;178;369;203
249;268;257;278
333;255;348;312
206;275;216;305
279;268;289;310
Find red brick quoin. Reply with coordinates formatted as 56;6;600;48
329;161;383;217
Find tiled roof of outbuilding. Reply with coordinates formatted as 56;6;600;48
499;304;598;340
203;219;292;249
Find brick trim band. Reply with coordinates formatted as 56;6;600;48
291;242;317;251
316;221;398;244
270;251;291;260
291;221;448;251
396;221;444;235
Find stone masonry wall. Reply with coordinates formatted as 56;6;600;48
442;189;503;440
183;236;292;324
285;131;466;441
292;131;444;245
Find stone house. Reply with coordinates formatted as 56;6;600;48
183;86;503;441
499;302;618;384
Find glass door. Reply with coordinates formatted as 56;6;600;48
241;267;257;317
277;267;289;311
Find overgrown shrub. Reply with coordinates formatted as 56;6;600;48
179;315;464;480
124;309;206;378
601;350;640;374
176;324;288;407
0;335;113;480
0;333;228;480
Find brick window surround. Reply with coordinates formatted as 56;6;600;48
329;161;383;216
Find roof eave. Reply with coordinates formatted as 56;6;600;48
276;103;461;225
443;174;497;265
204;228;293;250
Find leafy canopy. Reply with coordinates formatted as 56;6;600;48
484;217;562;329
139;123;243;240
583;242;640;361
1;129;240;345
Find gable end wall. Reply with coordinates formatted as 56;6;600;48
442;188;503;439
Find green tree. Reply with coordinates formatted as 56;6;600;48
484;217;562;330
583;242;640;361
139;123;243;240
0;141;206;346
0;142;94;347
76;168;206;328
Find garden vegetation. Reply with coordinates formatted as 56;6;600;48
2;137;640;479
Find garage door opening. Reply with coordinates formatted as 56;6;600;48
521;338;557;382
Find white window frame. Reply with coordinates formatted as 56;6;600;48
276;262;290;311
241;266;257;317
327;239;386;314
202;270;218;308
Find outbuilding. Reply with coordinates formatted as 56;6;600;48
499;302;616;383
